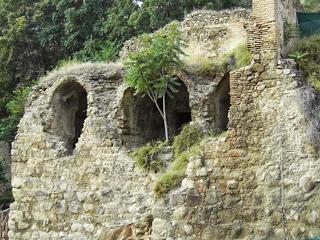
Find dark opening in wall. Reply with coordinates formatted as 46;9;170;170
119;80;191;148
207;74;231;132
51;81;88;153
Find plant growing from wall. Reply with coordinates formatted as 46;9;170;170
172;123;205;156
289;51;309;69
154;143;203;197
132;141;168;172
290;35;320;91
154;123;205;197
125;23;186;141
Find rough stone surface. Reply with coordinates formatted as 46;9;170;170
120;9;250;61
9;0;320;240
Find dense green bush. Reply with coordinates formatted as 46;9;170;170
132;141;168;172
290;35;320;91
0;190;14;205
0;85;31;141
172;124;205;156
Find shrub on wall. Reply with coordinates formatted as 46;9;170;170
132;141;168;172
153;144;203;197
290;34;320;91
172;123;205;156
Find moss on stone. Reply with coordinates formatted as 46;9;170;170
132;141;168;172
222;43;252;70
154;144;203;197
172;123;205;157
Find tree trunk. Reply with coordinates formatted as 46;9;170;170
162;94;169;142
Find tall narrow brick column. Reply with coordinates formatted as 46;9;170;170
249;0;280;65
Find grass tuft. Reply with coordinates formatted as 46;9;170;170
183;43;251;76
132;140;168;172
172;123;205;157
153;144;203;197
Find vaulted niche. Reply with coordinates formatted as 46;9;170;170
208;74;231;132
120;80;191;148
51;81;88;154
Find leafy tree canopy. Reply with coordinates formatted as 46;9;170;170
125;23;186;141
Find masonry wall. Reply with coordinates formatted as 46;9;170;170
8;63;156;239
8;3;320;240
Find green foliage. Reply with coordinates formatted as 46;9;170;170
6;86;31;118
132;141;168;172
0;85;31;141
0;0;252;143
125;23;186;140
73;39;122;63
185;43;251;76
103;0;139;45
290;35;320;90
226;43;252;69
303;0;320;12
172;124;205;156
153;144;203;197
125;23;186;97
0;117;19;141
0;154;7;183
0;190;14;205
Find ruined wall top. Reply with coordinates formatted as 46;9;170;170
250;0;298;64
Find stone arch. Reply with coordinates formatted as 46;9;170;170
51;81;88;153
118;80;192;148
207;74;231;132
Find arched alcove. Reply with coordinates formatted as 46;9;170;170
51;81;88;153
207;74;231;132
119;80;191;148
166;81;192;136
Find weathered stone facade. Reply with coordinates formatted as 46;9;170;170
9;1;320;240
120;8;250;61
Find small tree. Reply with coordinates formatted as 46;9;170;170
125;23;185;141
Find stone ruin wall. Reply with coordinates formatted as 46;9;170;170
8;1;320;240
7;57;236;239
120;8;251;61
